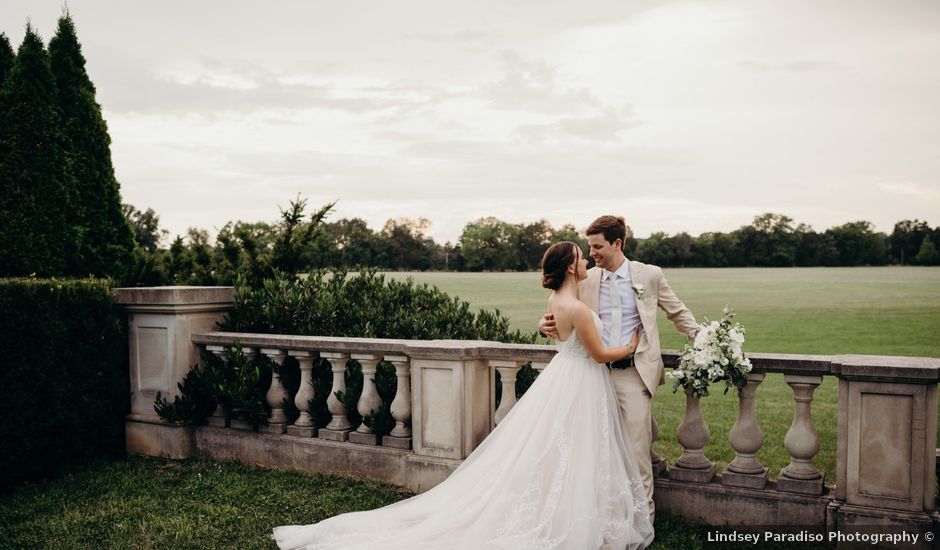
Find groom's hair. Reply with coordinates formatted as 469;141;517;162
586;215;626;246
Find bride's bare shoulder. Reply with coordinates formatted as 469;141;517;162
548;295;581;318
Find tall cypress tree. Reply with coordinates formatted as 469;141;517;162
0;25;76;276
0;33;13;83
50;13;134;278
0;33;14;213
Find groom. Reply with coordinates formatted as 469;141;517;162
539;215;698;523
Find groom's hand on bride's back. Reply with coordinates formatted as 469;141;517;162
538;313;559;339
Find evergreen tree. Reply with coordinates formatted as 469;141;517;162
50;13;134;278
0;25;77;276
0;33;13;84
0;33;13;208
915;234;939;265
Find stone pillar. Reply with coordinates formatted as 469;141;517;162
651;416;666;477
778;374;824;495
261;348;289;434
112;286;234;459
404;341;490;460
349;354;383;445
670;389;716;483
286;351;318;437
491;360;524;426
319;352;352;441
382;355;412;449
833;355;939;531
723;372;768;488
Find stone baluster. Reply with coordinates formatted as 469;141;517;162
531;361;548;373
382;355;412;449
286;350;318;437
319;352;352;441
205;345;228;427
778;374;824;494
723;372;768;488
261;348;289;434
349;354;383;445
229;346;258;430
651;416;666;476
492;360;524;425
670;388;717;482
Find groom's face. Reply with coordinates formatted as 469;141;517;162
587;234;622;270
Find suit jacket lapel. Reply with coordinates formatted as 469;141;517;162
628;260;649;320
628;260;653;353
580;267;602;313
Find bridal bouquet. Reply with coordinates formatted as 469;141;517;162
667;306;752;398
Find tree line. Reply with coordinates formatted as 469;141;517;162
123;200;940;286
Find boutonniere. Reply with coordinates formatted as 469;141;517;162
633;282;645;299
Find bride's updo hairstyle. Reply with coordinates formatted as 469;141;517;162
541;241;578;290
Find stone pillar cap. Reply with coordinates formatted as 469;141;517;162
111;286;234;306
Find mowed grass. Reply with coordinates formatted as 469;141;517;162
387;267;940;483
0;457;805;550
0;457;412;550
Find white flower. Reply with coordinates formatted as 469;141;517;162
671;305;750;398
633;282;645;299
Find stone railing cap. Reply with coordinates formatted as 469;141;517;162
832;354;940;382
193;332;407;354
189;330;940;382
111;286;235;306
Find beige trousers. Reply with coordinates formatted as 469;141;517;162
609;366;655;523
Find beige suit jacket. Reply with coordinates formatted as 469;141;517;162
578;260;697;396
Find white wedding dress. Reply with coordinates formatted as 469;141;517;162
273;312;654;549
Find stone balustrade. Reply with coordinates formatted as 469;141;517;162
113;286;940;534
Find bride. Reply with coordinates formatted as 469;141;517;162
273;241;655;549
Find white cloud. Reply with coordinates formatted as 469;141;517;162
1;0;938;243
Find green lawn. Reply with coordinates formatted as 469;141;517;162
385;267;940;357
0;457;823;550
387;267;940;483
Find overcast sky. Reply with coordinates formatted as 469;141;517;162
2;1;938;243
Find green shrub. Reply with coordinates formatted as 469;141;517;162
0;278;128;490
158;270;539;433
222;269;536;342
223;270;539;434
153;367;216;425
198;342;270;429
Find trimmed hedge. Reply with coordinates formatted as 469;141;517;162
0;278;128;490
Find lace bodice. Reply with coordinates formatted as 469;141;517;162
555;310;604;359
